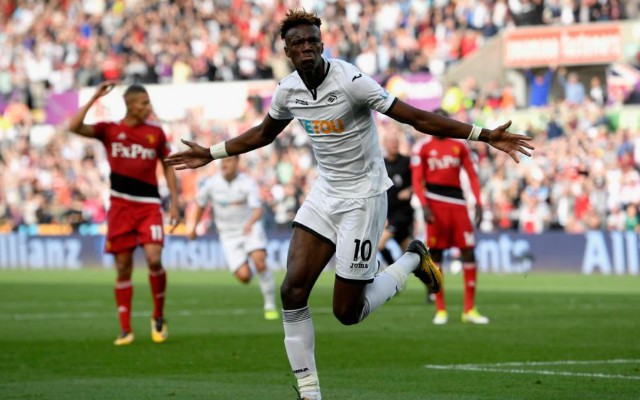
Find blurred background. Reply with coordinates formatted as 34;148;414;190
0;0;639;274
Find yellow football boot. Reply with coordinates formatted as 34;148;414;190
151;317;168;343
461;308;489;324
433;310;448;325
264;309;280;320
114;331;134;346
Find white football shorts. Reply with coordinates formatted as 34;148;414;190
219;222;268;273
293;186;387;282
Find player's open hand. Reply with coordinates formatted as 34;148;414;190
166;139;214;170
474;204;483;228
487;121;534;163
92;81;117;100
168;206;180;233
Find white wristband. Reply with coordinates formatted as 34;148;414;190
209;141;228;160
467;125;482;141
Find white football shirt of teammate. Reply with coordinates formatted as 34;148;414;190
269;58;395;198
196;172;262;236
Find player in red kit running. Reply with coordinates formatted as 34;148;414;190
69;81;180;344
411;109;489;325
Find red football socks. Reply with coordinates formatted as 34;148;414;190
463;264;477;313
114;279;133;332
434;264;446;311
149;269;166;319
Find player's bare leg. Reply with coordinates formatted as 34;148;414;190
235;264;252;283
250;250;279;320
144;243;168;342
114;251;135;345
460;248;489;324
281;227;335;400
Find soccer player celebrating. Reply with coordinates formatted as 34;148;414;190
166;10;532;400
412;108;489;325
69;82;180;345
188;155;279;320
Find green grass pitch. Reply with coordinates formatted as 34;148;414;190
1;269;639;399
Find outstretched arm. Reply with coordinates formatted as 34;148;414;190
68;81;116;138
385;99;534;163
165;114;292;170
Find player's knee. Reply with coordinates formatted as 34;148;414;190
332;305;359;326
235;267;251;284
461;249;476;264
115;262;133;279
253;261;266;273
147;258;163;272
280;280;309;306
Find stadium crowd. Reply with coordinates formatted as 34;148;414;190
1;81;640;234
0;0;636;111
0;0;639;234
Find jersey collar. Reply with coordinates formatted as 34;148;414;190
299;58;331;101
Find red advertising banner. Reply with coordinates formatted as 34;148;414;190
504;24;623;67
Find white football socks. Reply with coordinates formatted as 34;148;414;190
379;252;420;292
359;272;397;321
358;252;419;322
257;268;277;311
283;306;321;399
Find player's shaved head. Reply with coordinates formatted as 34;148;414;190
280;9;322;39
123;84;147;99
122;84;151;123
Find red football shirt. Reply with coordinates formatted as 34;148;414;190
93;121;170;203
411;137;481;206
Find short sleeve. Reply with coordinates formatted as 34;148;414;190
93;122;111;141
268;82;294;120
350;73;396;113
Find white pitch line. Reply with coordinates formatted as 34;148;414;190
424;361;640;381
459;359;640;367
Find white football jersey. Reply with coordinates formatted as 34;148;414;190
269;58;395;198
196;172;262;234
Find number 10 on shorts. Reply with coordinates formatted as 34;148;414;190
353;239;372;262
